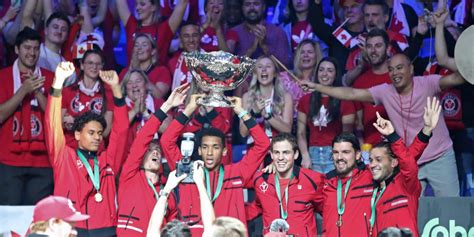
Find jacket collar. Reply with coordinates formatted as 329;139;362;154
325;161;366;180
263;165;301;182
372;166;400;187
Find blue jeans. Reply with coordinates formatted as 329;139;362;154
309;146;333;174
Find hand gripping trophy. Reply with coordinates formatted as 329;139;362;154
184;50;256;107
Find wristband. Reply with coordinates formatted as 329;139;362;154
238;110;249;119
159;190;169;198
264;112;273;120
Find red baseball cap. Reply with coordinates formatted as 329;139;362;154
33;196;90;223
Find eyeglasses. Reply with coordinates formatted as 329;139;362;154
84;61;104;68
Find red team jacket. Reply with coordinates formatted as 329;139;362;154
117;110;178;237
160;112;270;236
45;89;129;236
247;166;325;236
370;132;430;237
322;162;374;237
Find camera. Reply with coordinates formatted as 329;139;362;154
177;133;195;183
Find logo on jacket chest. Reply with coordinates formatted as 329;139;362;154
259;181;269;193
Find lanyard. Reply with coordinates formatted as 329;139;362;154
204;165;225;202
77;150;100;192
146;177;163;200
337;178;352;216
274;174;294;220
370;186;386;230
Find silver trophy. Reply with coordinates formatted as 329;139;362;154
184;51;256;107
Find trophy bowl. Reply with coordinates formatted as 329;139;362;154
184;50;256;107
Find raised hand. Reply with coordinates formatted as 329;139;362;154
301;154;312;169
192;160;205;184
298;80;318;92
261;163;276;174
99;70;119;87
53;62;75;89
163;170;187;192
228;96;244;114
165;83;190;108
422;97;441;135
433;8;449;26
416;15;429;35
372;111;395;136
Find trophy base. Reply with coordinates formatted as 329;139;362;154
197;92;233;107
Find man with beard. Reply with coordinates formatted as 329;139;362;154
230;0;290;66
343;0;425;75
160;94;270;236
0;28;54;205
318;132;374;236
300;53;465;197
351;28;392;146
247;133;325;236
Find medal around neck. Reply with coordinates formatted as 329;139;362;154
184;51;255;107
94;192;103;203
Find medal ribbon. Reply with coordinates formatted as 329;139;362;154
370;186;386;229
146;177;163;200
77;150;100;192
337;178;352;216
204;165;225;202
274;174;294;220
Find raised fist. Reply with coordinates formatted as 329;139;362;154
99;70;119;87
53;62;75;89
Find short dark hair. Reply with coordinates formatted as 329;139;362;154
46;11;71;29
179;21;200;34
72;111;107;132
372;142;396;160
15;27;41;48
332;132;361;151
366;28;390;47
271;133;298;152
160;220;191;237
198;127;226;147
362;0;389;16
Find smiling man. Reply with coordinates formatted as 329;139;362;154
160;94;270;236
367;97;440;236
300;53;465;197
46;63;129;236
247;133;324;236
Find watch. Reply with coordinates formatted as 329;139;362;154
264;112;273;120
159;190;170;198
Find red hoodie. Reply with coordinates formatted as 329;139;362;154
160;112;270;236
369;131;430;237
45;89;129;236
117;110;179;237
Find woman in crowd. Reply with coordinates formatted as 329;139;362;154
61;49;113;148
200;0;238;52
121;69;171;161
297;57;355;172
241;56;293;142
280;39;322;109
120;33;172;99
116;0;188;65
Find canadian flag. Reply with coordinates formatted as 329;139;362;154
72;43;94;59
450;0;472;26
389;0;410;37
388;31;409;51
333;26;354;48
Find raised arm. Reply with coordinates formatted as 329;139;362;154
434;8;457;72
115;0;132;25
193;161;215;233
299;80;374;102
91;0;108;27
297;112;311;169
147;170;187;237
160;94;203;170
121;84;189;181
168;0;189;34
98;70;130;172
230;96;271;186
78;1;94;34
45;62;75;166
439;71;465;90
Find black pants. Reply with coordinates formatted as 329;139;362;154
0;163;54;205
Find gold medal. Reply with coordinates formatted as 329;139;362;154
94;192;103;203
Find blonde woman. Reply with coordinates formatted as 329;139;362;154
241;56;293;141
